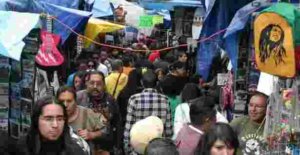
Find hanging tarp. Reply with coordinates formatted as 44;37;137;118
30;1;92;44
197;0;252;81
138;0;203;10
0;0;92;44
0;11;40;61
91;0;113;17
35;0;82;9
84;18;125;47
223;0;270;71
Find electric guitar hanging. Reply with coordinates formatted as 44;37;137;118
35;14;64;67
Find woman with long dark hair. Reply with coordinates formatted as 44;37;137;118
13;95;86;155
197;123;239;155
72;71;87;92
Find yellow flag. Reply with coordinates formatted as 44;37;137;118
84;18;125;47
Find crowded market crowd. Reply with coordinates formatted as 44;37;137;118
0;36;268;155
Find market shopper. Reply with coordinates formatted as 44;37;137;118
158;61;188;122
175;95;217;155
12;95;86;155
177;51;188;64
67;59;88;87
145;138;179;155
72;71;86;92
105;59;128;99
173;83;228;139
117;68;143;125
57;86;106;153
123;69;172;155
77;71;122;155
93;51;109;77
122;55;135;76
197;123;239;155
99;50;112;73
230;92;268;155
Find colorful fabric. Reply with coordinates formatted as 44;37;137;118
124;88;172;155
84;18;125;47
262;3;300;46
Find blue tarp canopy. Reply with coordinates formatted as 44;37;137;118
138;0;202;10
91;0;113;17
0;0;92;44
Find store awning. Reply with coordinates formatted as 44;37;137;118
84;18;125;47
138;0;203;10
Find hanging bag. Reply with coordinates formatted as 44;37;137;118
254;3;296;77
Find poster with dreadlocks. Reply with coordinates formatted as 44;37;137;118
254;12;295;77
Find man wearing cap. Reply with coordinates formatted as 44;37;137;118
124;69;172;155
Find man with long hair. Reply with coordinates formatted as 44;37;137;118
12;95;86;155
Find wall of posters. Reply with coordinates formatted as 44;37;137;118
0;56;9;132
8;45;36;137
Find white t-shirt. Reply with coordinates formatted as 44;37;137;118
97;63;109;77
173;103;228;139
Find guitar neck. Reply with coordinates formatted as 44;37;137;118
76;36;83;59
45;14;53;53
46;14;52;33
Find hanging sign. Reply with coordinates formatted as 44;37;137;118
152;15;164;25
139;15;153;28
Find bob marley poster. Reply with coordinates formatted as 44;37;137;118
254;12;295;77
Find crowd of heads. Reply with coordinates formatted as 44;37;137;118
8;33;270;155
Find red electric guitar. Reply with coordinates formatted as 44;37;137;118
35;14;64;67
